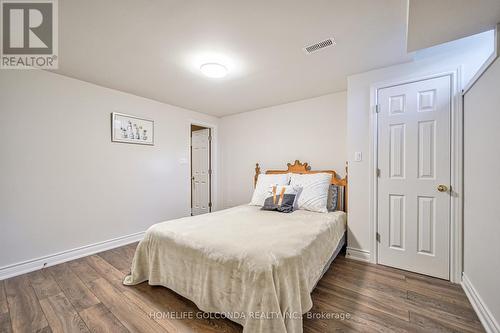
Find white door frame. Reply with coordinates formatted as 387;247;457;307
188;120;218;214
368;69;463;283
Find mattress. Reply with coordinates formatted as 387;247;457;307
124;205;346;333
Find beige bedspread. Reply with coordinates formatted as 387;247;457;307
123;205;346;333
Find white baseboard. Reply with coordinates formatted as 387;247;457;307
0;231;145;281
345;247;371;262
462;273;500;333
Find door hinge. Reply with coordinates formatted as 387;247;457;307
375;104;380;113
376;232;381;242
208;202;212;208
208;134;212;141
376;168;381;177
208;169;212;175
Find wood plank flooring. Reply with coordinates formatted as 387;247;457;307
0;243;484;333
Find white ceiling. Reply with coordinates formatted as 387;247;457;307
408;0;500;52
54;0;412;116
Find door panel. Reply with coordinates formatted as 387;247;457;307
417;196;435;255
191;128;210;215
389;123;405;178
389;194;405;249
377;75;451;279
418;120;436;179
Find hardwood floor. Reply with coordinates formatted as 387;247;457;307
0;244;484;333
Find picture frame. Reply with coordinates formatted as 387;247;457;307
111;112;154;145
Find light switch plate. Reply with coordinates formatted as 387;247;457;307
354;152;362;162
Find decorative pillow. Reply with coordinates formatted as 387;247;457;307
250;173;289;206
261;185;301;213
289;173;332;213
327;184;339;212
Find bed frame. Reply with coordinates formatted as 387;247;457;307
254;160;348;212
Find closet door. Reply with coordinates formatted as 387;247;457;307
191;129;210;215
377;75;451;279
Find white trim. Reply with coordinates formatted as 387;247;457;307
369;70;463;282
188;119;219;213
0;231;145;281
345;247;371;262
462;273;500;333
369;87;379;264
450;68;463;283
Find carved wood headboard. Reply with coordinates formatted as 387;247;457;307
254;160;348;212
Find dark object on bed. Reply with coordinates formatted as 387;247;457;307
261;192;296;213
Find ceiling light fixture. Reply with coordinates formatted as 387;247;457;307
200;62;228;78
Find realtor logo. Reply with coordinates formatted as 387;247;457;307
1;0;58;68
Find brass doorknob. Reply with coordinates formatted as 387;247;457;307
437;185;448;192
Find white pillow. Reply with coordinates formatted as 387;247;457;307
250;173;289;206
289;173;332;213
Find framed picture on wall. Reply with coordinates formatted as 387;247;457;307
111;112;154;145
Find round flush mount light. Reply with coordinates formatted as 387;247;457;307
200;62;228;78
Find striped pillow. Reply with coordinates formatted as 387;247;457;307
290;173;331;213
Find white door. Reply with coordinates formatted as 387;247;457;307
191;128;210;215
377;75;451;279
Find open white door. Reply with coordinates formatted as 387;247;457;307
377;75;451;279
191;128;210;215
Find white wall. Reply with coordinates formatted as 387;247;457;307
407;0;500;51
220;92;347;208
0;70;218;270
463;57;500;331
346;33;494;258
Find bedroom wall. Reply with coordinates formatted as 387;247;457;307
0;69;219;273
346;31;494;260
219;92;347;208
463;57;500;331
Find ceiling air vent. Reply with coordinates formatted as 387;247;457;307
303;38;335;54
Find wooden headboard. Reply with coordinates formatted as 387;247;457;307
254;160;348;212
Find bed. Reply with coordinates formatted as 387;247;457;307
124;160;348;333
